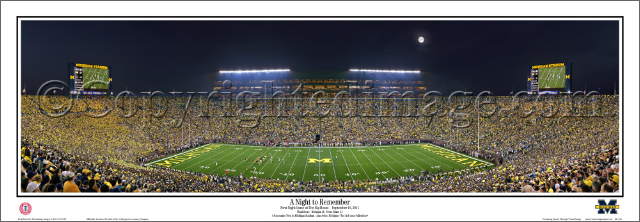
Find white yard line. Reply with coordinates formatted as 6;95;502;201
256;149;279;176
555;67;564;88
337;147;354;181
269;148;293;178
167;146;227;168
366;147;401;178
210;146;253;173
179;147;231;170
552;67;558;87
368;142;407;192
427;144;494;165
384;147;425;171
328;148;338;181
545;68;550;88
546;66;562;89
392;147;436;168
346;146;371;179
82;68;91;88
301;147;312;181
549;67;557;88
404;146;457;169
353;147;383;178
229;149;261;175
170;147;223;170
284;148;302;181
318;147;321;182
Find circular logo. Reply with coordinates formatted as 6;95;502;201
19;202;32;215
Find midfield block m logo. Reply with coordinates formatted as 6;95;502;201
308;158;331;163
596;199;619;214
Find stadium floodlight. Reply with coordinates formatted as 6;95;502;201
219;69;290;74
349;69;420;74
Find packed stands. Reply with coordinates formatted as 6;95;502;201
20;94;620;193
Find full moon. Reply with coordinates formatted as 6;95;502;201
418;36;424;43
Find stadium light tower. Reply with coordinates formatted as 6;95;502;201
349;69;420;74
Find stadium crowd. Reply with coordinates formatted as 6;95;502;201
20;94;619;193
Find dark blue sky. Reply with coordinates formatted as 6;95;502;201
20;20;620;95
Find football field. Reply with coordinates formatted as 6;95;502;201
82;67;109;89
538;66;566;89
146;143;494;182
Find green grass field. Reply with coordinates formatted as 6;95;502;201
146;143;494;182
82;67;109;89
538;66;565;89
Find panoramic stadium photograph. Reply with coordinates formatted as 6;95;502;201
19;18;620;194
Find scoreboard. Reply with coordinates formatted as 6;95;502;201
527;62;571;94
530;69;539;92
68;62;112;95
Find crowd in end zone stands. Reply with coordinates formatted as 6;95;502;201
20;95;619;193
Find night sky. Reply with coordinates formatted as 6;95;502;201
20;20;620;95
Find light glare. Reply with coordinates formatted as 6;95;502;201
349;69;420;74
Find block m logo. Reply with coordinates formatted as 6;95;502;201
596;199;619;214
308;158;331;163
